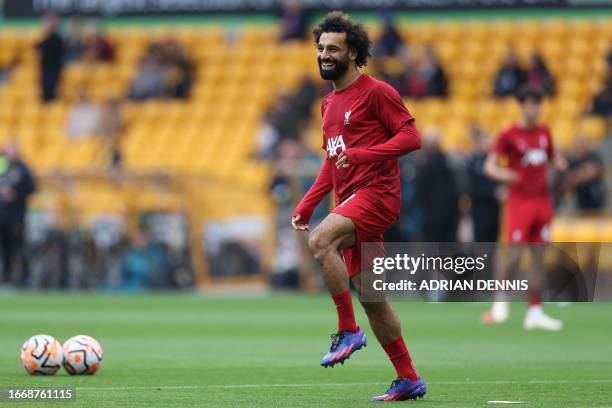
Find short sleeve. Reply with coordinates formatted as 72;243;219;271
371;84;414;135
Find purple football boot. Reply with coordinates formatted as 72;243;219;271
320;328;367;368
371;377;427;402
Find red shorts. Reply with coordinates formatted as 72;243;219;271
332;188;400;277
506;195;552;243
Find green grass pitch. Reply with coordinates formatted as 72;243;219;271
0;293;611;407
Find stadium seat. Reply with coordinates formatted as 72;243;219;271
579;117;608;142
1;19;609;223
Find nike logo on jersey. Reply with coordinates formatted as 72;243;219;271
327;135;346;158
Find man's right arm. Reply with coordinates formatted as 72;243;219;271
484;151;518;184
291;159;333;231
484;131;518;184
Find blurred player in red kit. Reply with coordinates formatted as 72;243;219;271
291;12;425;401
482;86;567;330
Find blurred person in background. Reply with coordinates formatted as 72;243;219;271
493;49;526;97
413;128;459;242
558;136;606;212
526;53;555;96
160;39;193;98
278;0;309;42
591;73;612;119
373;12;405;58
466;126;502;242
291;12;426;401
129;50;165;100
398;46;447;98
98;97;124;169
255;92;308;159
421;45;448;97
118;224;170;291
418;45;447;97
63;16;84;64
36;13;64;102
291;75;322;119
270;139;322;289
66;90;100;140
129;39;193;100
399;55;425;98
0;141;36;287
268;95;300;139
255;110;282;160
256;76;326;159
482;86;567;330
384;153;421;242
0;55;19;87
82;22;115;63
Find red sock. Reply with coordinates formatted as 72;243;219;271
528;288;542;307
331;291;359;333
382;336;418;381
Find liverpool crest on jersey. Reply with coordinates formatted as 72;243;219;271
344;110;352;125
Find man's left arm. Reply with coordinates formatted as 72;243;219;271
547;129;567;172
337;86;421;168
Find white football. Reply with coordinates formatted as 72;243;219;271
62;335;103;375
20;334;63;375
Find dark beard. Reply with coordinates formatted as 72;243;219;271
318;56;349;81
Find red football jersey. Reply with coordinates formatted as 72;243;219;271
321;74;414;202
493;124;554;197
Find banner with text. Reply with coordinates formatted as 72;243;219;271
4;0;612;18
359;242;608;302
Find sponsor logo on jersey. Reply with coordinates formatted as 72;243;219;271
521;148;547;166
326;135;346;158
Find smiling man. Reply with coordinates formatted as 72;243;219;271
290;12;425;402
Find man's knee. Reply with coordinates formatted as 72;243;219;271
308;214;355;262
308;227;334;261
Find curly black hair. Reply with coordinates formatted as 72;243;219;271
516;85;544;103
313;11;372;68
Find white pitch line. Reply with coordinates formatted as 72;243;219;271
76;379;612;392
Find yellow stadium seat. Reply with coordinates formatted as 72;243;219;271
540;21;569;41
441;123;470;152
551;219;574;243
569;20;596;39
2;18;610;218
551;121;577;151
600;221;612;242
579;117;608;143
